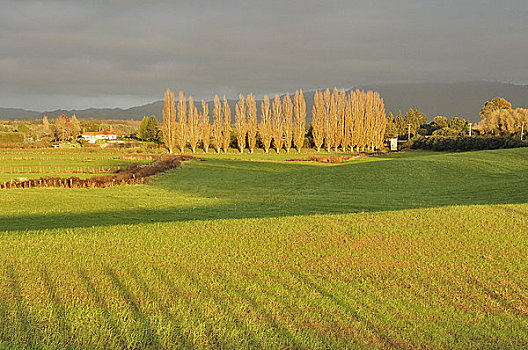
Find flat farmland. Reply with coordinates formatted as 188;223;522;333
0;149;151;183
0;148;527;349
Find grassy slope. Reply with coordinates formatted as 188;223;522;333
0;149;528;348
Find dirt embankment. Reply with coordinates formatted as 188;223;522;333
0;154;199;190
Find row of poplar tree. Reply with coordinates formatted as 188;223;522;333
160;88;386;153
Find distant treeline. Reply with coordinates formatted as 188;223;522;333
159;88;387;154
0;116;139;144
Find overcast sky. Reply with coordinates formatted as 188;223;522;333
1;0;527;110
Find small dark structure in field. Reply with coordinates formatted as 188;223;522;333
0;155;198;190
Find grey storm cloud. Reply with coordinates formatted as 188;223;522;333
1;0;527;110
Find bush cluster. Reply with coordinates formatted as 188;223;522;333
409;135;527;152
0;132;24;146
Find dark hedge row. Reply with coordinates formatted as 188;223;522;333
409;135;527;152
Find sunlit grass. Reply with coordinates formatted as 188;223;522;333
0;148;527;348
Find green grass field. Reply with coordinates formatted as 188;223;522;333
0;149;151;182
0;148;527;349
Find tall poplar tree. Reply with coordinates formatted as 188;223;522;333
176;91;187;152
282;93;293;152
326;88;339;152
162;88;176;154
259;95;272;153
342;94;353;151
246;93;258;153
336;89;346;151
187;96;200;153
222;96;231;153
371;91;386;150
293;89;306;152
364;91;375;150
311;90;325;152
212;95;223;153
234;94;247;153
42;115;50;135
271;94;283;153
351;89;366;151
201;99;211;153
323;88;333;152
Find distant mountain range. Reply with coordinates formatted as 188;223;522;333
1;81;527;124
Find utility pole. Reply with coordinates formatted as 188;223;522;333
407;124;411;140
469;123;472;136
522;122;525;141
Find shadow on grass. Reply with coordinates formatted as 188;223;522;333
1;152;528;232
291;270;395;348
127;267;194;349
0;196;527;233
3;263;40;348
77;267;129;348
38;266;72;343
104;266;160;349
151;265;228;349
224;271;303;348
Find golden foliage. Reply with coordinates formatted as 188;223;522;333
311;90;325;152
201;100;211;153
246;94;258;153
176;91;187;152
259;95;272;153
349;89;386;151
222;96;231;153
234;94;247;152
160;87;387;154
271;95;283;152
282;93;293;152
293;89;306;152
212;95;223;153
187;96;200;153
162;88;176;154
480;108;528;135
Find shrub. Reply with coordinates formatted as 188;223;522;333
409;135;527;152
0;132;24;146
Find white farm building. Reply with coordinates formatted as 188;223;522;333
81;130;118;143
